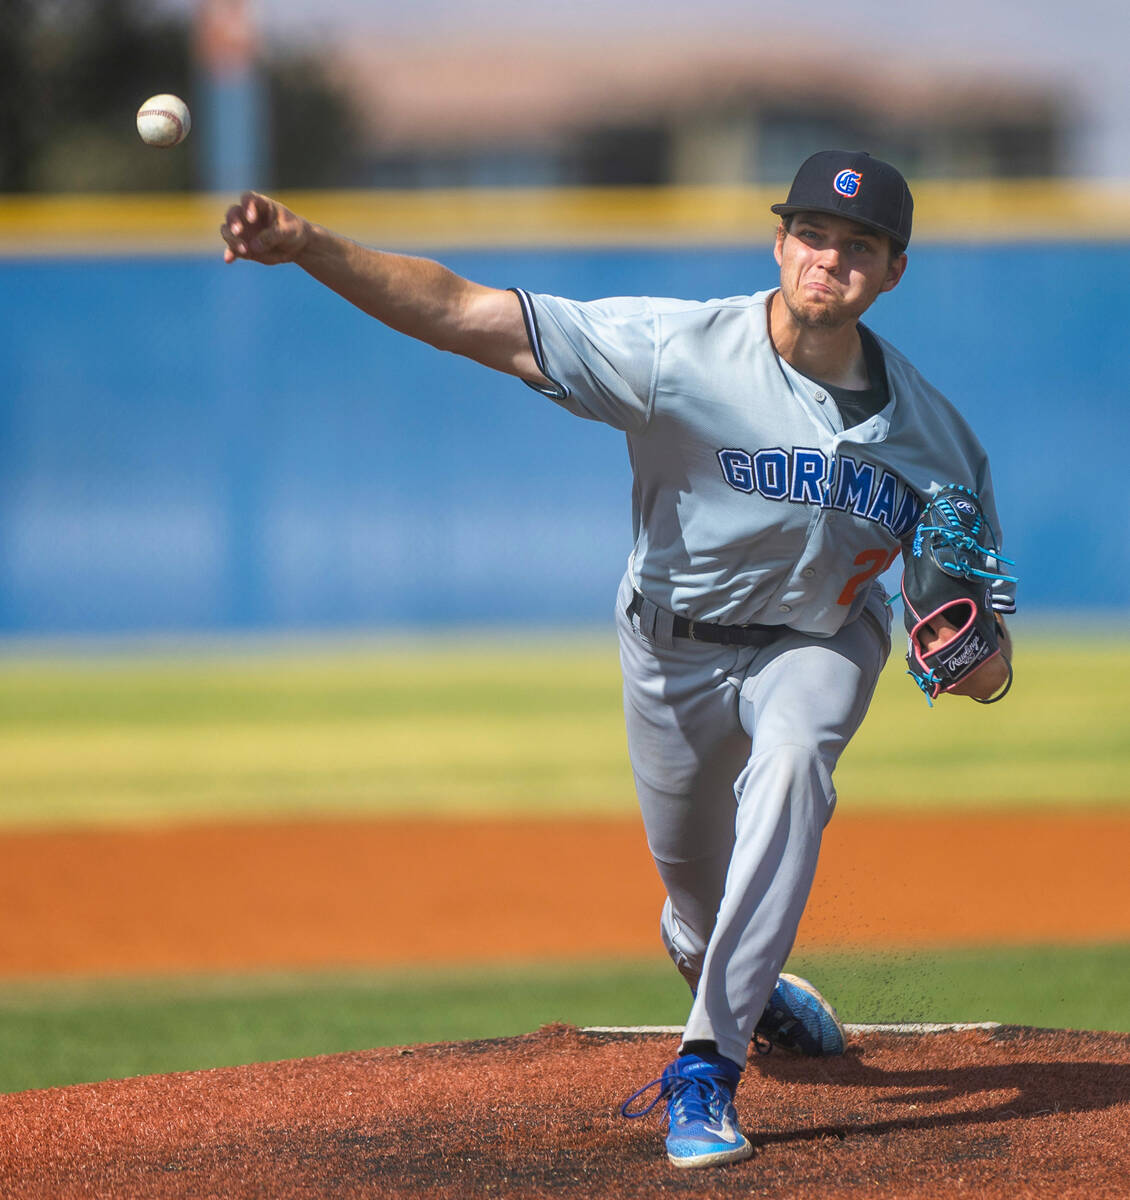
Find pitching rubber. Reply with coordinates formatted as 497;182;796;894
582;1022;1003;1037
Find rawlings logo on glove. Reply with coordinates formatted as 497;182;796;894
898;484;1018;705
939;631;988;672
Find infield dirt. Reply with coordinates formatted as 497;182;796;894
2;810;1130;1198
2;1022;1129;1198
0;810;1127;976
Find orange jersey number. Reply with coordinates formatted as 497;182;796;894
837;545;901;607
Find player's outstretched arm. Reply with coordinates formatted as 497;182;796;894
220;192;545;385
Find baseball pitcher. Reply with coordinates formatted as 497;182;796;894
220;149;1016;1169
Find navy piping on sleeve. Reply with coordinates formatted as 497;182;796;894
509;288;569;400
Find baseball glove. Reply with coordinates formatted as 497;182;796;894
899;484;1017;705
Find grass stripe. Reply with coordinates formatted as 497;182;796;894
0;634;1126;828
1;944;1127;1095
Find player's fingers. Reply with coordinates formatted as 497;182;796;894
244;192;275;229
221;193;296;261
918;615;958;653
219;221;247;255
223;203;246;237
933;616;958;639
226;193;272;238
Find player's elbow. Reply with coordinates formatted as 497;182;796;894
444;286;546;383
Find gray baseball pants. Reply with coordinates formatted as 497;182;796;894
616;572;891;1067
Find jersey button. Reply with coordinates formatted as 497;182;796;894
778;604;792;614
814;390;827;403
802;568;815;578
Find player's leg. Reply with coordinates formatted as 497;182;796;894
617;620;758;1167
615;584;884;1165
616;576;750;992
680;609;890;1067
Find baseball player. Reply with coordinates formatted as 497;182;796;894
220;149;1015;1169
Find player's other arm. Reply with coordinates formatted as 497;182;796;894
220;192;546;386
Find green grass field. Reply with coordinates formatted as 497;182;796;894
0;631;1126;828
0;631;1126;1095
1;944;1128;1094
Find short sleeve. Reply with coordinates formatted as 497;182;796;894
511;289;658;432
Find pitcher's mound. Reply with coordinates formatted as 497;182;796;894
2;1022;1128;1198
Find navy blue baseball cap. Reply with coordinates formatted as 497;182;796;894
771;150;913;248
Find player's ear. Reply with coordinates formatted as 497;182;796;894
880;251;908;293
773;223;787;266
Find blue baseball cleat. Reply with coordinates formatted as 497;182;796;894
620;1051;753;1168
753;972;847;1057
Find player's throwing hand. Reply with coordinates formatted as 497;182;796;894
220;192;310;265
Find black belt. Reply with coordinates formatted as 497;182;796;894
627;590;782;647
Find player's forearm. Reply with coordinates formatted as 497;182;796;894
221;193;542;380
294;225;511;363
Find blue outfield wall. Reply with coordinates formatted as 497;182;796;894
0;243;1126;634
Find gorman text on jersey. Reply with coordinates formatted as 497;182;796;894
716;446;922;538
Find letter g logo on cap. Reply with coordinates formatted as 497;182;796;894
833;169;862;197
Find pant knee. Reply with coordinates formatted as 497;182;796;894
734;741;836;823
660;898;705;992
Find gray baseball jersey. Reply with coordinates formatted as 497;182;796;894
511;283;1013;1068
513;288;1014;630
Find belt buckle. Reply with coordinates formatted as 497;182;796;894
685;618;699;642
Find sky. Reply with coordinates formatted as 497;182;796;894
156;0;1122;61
160;0;1116;48
157;0;1130;176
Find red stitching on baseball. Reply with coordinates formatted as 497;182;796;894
140;109;183;136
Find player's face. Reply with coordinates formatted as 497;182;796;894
774;213;907;329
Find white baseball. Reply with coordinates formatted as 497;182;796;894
136;94;191;148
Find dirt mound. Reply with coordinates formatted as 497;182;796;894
2;1023;1128;1199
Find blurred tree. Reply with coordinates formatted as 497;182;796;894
0;0;361;192
0;0;40;190
267;53;366;190
0;0;192;190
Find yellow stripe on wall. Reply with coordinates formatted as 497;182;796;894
2;180;1130;256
